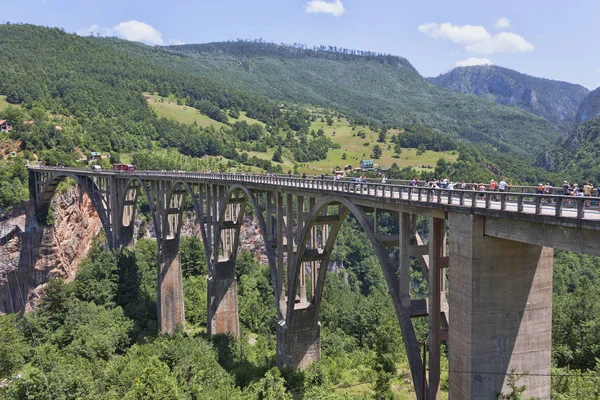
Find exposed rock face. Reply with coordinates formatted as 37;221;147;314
0;187;101;314
428;65;589;124
576;87;600;123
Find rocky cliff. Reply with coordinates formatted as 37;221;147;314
0;186;270;314
1;186;102;314
428;65;589;124
576;87;600;123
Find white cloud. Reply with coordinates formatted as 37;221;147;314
418;22;534;54
76;20;164;45
494;17;511;29
455;57;493;67
168;39;185;46
305;0;345;16
112;20;163;46
418;22;489;44
466;32;533;54
76;24;99;36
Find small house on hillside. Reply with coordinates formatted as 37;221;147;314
89;151;102;161
144;95;151;102
344;164;352;171
360;159;374;170
0;120;13;133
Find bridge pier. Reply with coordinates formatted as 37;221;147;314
276;307;320;369
157;238;186;333
447;213;553;399
118;225;135;249
208;259;240;337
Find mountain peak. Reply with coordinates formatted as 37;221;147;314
428;65;589;124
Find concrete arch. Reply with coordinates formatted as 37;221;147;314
167;180;212;269
116;177;155;249
215;184;281;315
287;195;424;395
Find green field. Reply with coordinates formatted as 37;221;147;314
145;93;227;128
246;115;458;174
0;95;17;111
144;97;457;174
145;93;265;129
308;116;458;173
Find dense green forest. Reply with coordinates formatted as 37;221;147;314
0;23;562;209
2;215;600;398
537;116;600;183
106;38;562;155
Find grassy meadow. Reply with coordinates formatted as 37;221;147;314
145;96;457;174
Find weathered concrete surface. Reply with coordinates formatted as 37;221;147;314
485;216;600;257
277;306;320;369
157;239;186;333
448;213;553;400
208;259;240;336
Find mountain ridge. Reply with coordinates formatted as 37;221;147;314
427;65;590;124
99;38;561;155
577;87;600;123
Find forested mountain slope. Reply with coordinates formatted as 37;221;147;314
537;116;600;182
100;39;562;155
428;65;589;124
576;86;600;123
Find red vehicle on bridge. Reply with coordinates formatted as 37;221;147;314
112;164;135;174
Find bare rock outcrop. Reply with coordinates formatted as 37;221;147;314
0;186;101;314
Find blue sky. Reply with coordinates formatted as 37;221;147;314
3;0;600;89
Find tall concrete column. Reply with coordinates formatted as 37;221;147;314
157;238;186;333
208;259;240;337
447;213;553;400
277;306;320;369
119;225;135;250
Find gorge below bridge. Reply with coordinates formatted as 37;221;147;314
17;166;600;399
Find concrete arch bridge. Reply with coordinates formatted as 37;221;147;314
27;167;600;400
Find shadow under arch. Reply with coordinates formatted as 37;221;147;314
287;194;425;395
166;179;212;269
36;172;113;246
215;184;281;316
117;176;153;249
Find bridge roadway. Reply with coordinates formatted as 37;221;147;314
24;166;600;399
33;166;600;220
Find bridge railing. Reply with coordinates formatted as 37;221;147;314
28;167;599;221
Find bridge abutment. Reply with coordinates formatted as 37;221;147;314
447;213;552;400
158;239;186;333
276;307;321;369
208;260;240;337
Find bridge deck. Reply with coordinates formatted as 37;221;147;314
29;167;600;229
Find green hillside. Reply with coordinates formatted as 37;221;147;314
537;116;600;183
0;24;558;208
428;65;589;124
102;39;562;155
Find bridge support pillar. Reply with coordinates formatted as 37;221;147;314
277;307;320;369
118;225;135;250
208;260;240;337
158;239;186;333
447;213;552;400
